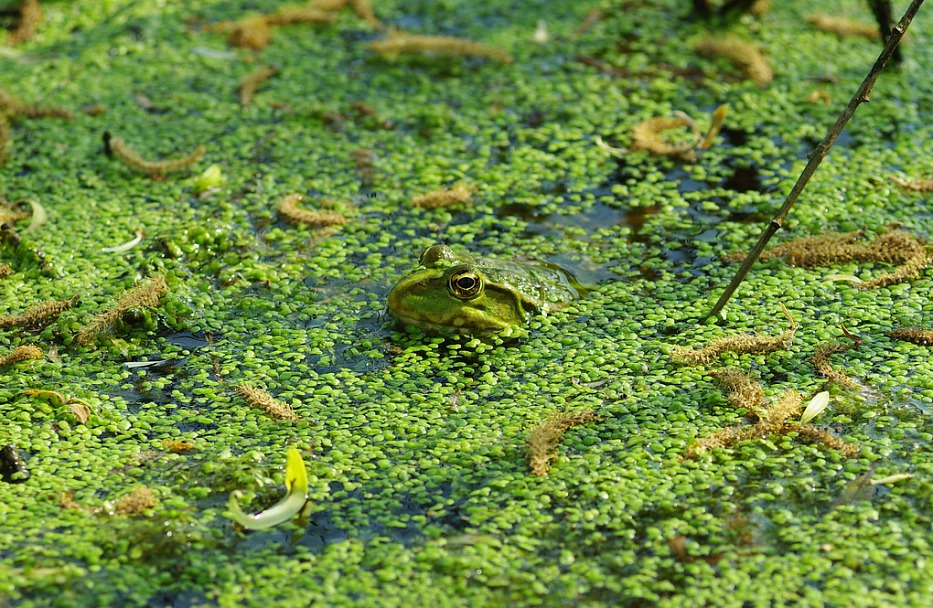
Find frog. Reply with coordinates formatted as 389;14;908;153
387;244;584;334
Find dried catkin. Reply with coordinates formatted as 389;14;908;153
370;32;512;63
694;35;773;86
411;184;474;208
277;194;348;227
236;383;299;421
526;411;600;476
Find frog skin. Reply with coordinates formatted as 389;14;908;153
387;244;583;334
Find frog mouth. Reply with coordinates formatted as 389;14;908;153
389;311;505;335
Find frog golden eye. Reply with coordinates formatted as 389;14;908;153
448;270;482;300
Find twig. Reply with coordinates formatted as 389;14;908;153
708;0;923;321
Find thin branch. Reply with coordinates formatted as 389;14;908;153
708;0;923;321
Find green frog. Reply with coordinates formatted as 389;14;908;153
387;244;584;334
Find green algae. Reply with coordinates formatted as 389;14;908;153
1;0;932;606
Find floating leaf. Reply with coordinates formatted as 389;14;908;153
800;391;830;424
227;447;309;530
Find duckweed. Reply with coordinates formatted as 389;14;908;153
0;0;931;606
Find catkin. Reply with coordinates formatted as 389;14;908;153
76;275;169;345
236;383;299;421
0;295;80;330
277;194;348;227
370;32;512;63
411;184;474;208
106;135;205;176
694;35;773;86
526;411;600;476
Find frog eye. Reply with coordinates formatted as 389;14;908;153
448;269;482;300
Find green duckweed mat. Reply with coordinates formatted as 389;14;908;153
1;0;931;606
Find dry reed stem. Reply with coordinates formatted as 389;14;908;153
411;184;474;208
0;295;80;330
278;194;348;227
236;383;299;421
694;35;773;86
107;136;205;176
526;410;601;476
0;344;43;366
239;65;279;107
888;327;933;346
76;275;169;345
7;0;41;45
806;14;880;40
370;32;512;63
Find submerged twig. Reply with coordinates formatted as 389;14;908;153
708;0;924;320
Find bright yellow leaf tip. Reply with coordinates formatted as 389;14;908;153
227;447;310;531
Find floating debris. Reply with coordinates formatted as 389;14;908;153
76;275;169;345
0;344;43;366
277;193;348;227
694;35;773;86
888;326;933;346
228;447;310;530
526;410;601;477
370;31;512;63
0;295;80;331
671;305;796;365
236;383;300;421
890;176;933;192
0;445;29;483
799;391;830;424
686;387;860;459
104;133;205;178
411;184;474;209
726;227;930;290
806;14;880;40
239;65;278;107
101;231;145;253
812;326;862;387
112;486;157;515
6;0;41;46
